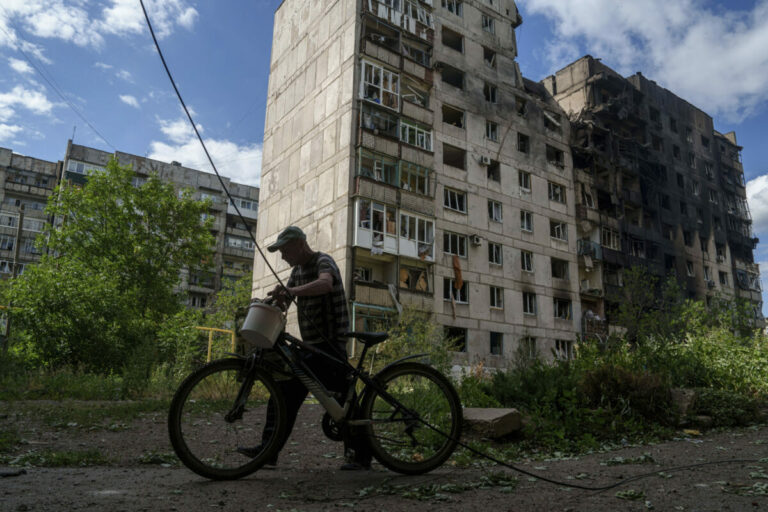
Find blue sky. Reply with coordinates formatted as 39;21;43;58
0;0;766;313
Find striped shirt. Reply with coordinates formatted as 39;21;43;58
287;252;349;346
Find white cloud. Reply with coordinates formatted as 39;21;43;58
747;174;768;237
94;62;113;70
0;85;54;119
8;57;33;75
0;123;23;141
119;94;140;109
116;69;133;82
99;0;199;39
148;116;262;186
524;0;768;122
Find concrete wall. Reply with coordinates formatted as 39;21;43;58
253;0;359;332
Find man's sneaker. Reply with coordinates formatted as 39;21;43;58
236;445;278;466
340;461;371;471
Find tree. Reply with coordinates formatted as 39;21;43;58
3;159;215;372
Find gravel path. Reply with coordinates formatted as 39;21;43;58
2;402;768;511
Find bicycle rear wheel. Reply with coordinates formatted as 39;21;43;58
360;362;462;475
168;358;286;480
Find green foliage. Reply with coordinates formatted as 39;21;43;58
2;448;109;467
2;158;215;375
368;308;455;374
690;388;760;427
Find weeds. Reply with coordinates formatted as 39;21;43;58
357;472;517;502
1;448;109;467
4;400;167;430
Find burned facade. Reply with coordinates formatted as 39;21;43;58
543;56;763;333
255;0;580;365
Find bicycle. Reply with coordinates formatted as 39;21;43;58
168;300;463;481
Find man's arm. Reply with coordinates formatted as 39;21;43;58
288;272;333;297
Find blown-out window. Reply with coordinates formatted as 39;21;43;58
360;60;399;110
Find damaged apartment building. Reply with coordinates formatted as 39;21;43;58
254;0;580;365
543;56;763;334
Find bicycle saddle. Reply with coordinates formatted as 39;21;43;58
343;332;388;346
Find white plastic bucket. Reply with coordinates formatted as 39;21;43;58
240;301;285;349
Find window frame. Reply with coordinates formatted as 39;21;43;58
488;199;502;222
360;60;399;111
443;187;467;213
522;292;537;316
520;210;533;232
488;242;502;265
489;285;504;309
443;231;468;257
443;277;468;303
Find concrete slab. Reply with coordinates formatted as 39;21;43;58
463;407;522;438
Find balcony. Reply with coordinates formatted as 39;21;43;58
354;281;395;308
575;204;600;225
577;239;602;260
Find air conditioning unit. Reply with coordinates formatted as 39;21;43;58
470;234;482;246
479;156;491;166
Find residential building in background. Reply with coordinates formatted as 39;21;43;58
63;142;260;308
543;56;763;332
0;148;61;278
0;143;260;311
254;0;581;365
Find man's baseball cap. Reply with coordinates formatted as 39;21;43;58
267;226;306;252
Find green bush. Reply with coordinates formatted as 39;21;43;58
691;388;761;427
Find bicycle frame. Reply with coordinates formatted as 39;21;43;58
232;330;428;428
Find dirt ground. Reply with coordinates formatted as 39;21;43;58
1;401;768;512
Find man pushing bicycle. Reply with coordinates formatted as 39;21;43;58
237;225;372;470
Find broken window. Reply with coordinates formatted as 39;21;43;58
601;227;620;250
443;187;467;212
487;160;500;182
490;286;504;309
686;260;694;277
483;46;496;68
488;242;502;265
481;14;495;33
360;60;399;110
546;144;564;167
677;172;684;188
490;332;503;355
669;117;678;133
522;293;537;315
688;152;696;168
441;0;463;16
649;106;660;126
361;103;399;137
399;266;431;292
553;298;571;320
679;201;687;215
483;82;498;103
517;133;530;154
686;127;693;143
515;95;528;116
660;194;670;210
520;211;533;232
400;120;432;150
443;277;468;303
402;40;431;67
358;149;398;186
400;161;431;195
709;189;718;204
401;77;429;107
443;231;467;256
363;17;399;53
548;181;566;203
630;239;645;258
551;258;569;280
519;170;531;191
703;161;714;179
488;200;502;222
354;266;372;282
486;120;498;141
550;220;568;241
441;64;464;89
441;26;463;52
443;143;466;170
444;326;467;351
701;135;710;150
543;111;562;133
652;135;663;151
521;250;533;272
441;104;464;128
683;230;692;246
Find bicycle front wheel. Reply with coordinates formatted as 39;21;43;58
360;362;462;475
168;358;286;480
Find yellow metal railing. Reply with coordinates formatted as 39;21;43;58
195;326;236;362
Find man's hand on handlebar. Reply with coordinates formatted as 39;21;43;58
266;284;293;309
